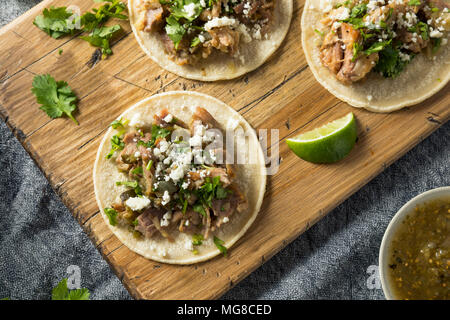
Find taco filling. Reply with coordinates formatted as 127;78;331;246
316;0;449;84
103;106;247;252
134;0;276;65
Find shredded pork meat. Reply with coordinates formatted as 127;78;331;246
318;0;449;83
105;106;248;244
136;0;276;65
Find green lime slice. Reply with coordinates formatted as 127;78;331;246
286;112;357;163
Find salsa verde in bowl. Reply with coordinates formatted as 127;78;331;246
379;186;450;300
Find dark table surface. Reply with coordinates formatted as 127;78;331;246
0;0;449;300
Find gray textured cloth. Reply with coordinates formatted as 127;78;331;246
0;0;449;300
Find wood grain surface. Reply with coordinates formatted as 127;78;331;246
0;0;448;299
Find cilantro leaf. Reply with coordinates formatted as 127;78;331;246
193;203;207;216
364;39;392;55
31;74;79;124
52;278;90;300
213;236;227;257
33;6;80;38
165;15;186;49
131;166;143;176
116;180;142;195
350;3;367;19
171;1;202;22
111;117;128;129
67;288;91;300
104;207;118;226
106;135;125;159
373;44;412;78
151;124;172;144
215;185;230;199
80;24;122;58
82;0;128;32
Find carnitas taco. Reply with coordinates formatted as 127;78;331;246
128;0;293;81
301;0;450;112
93;92;266;264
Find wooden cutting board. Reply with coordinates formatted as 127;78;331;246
0;0;448;299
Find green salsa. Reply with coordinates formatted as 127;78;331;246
388;197;450;300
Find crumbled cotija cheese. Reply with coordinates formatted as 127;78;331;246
163;113;173;123
129;113;144;128
125;196;151;211
204;17;237;31
183;3;197;18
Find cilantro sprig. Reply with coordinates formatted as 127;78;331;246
34;1;128;58
82;0;128;32
33;6;80;39
31;74;79;124
106;135;125;159
164;0;210;48
80;24;122;58
52;278;90;300
373;43;413;78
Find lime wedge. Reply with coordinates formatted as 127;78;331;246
286;112;357;163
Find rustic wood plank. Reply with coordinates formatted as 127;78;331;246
0;0;448;300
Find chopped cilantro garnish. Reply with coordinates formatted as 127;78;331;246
116;180;142;195
409;22;429;40
373;44;412;78
151;124;172;144
104;207;118;225
132;219;139;226
52;278;90;300
131;166;143;176
352;42;363;61
350;3;367;19
106;134;124;159
165;15;186;49
191;36;201;47
408;0;421;5
193;203;207;216
111;117;128;129
192;234;204;246
163;0;210;49
364;39;392;55
314;29;324;37
31;74;78;124
213;236;227;257
146;160;153;171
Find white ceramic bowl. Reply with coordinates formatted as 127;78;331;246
379;186;450;300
